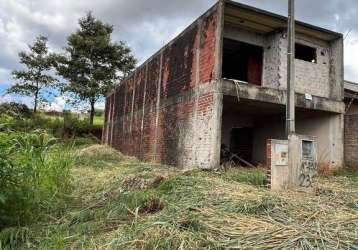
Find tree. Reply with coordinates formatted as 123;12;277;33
8;36;57;113
55;12;136;126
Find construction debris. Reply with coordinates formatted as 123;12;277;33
220;144;256;169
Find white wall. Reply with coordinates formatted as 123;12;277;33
221;105;344;168
296;113;344;168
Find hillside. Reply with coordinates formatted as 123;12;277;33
1;144;357;249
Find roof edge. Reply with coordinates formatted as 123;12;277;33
225;0;343;39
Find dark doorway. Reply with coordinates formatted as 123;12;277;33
230;127;253;163
222;38;263;86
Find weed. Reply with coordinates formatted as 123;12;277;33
224;168;266;186
0;130;74;228
140;197;165;214
0;227;30;249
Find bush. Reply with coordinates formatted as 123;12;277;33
0;110;103;139
63;110;91;137
94;109;104;117
0;130;74;229
0;102;32;119
0;112;63;134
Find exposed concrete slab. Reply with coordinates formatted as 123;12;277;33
222;80;345;114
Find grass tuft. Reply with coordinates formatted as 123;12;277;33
0;227;30;249
75;144;135;168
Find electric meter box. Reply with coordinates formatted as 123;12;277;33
267;134;318;190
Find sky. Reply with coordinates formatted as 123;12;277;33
0;0;357;111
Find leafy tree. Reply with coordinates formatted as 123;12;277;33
55;12;136;126
8;36;57;113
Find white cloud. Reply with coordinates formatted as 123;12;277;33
0;94;10;104
344;32;358;82
42;95;67;112
0;93;33;107
0;68;11;84
95;101;105;110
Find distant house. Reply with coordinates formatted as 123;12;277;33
103;1;344;169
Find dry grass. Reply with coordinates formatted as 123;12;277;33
1;144;357;249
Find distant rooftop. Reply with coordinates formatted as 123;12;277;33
345;80;358;93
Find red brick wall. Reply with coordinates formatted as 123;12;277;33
200;9;218;84
104;3;220;167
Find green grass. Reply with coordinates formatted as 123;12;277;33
46;113;104;129
333;168;358;179
93;115;104;128
0;144;357;249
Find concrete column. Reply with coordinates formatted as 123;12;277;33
153;52;163;162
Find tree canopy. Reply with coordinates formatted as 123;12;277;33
8;36;57;113
55;12;136;125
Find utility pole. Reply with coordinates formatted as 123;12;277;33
287;0;299;189
287;0;295;136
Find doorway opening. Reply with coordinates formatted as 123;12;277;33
230;127;253;164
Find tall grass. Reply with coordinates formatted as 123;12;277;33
0;111;103;139
0;130;75;229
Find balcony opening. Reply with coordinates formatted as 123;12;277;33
222;38;263;86
295;43;317;63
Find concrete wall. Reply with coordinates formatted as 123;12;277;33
345;103;358;167
345;115;358;168
253;116;286;164
221;112;253;147
296;113;344;168
221;109;344;168
278;33;332;98
346;103;358;115
103;3;223;169
223;25;344;101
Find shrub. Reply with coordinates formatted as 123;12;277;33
0;110;102;139
0;130;74;229
0;102;32;119
94;109;104;117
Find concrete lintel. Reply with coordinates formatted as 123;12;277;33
222;79;345;114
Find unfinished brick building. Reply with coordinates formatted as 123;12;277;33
103;1;345;169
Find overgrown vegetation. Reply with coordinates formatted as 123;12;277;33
0;102;32;119
0;143;356;249
0;105;103;138
0;130;74;229
0;110;356;249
